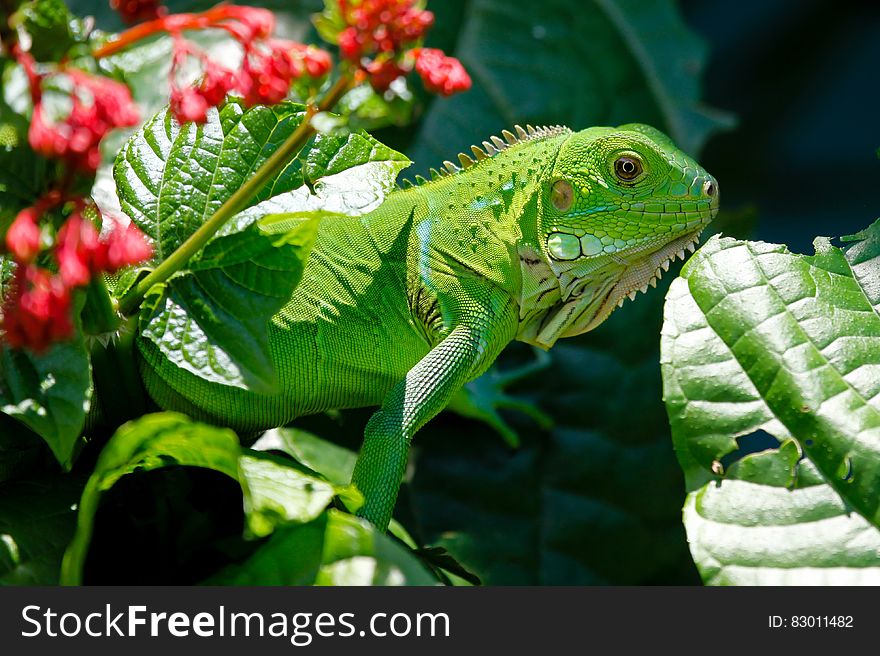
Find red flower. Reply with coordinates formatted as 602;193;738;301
1;265;73;352
168;39;237;124
5;208;42;263
339;1;434;60
199;65;238;106
111;0;163;24
365;58;404;92
169;85;211;124
293;44;334;79
55;212;103;288
333;2;468;98
338;27;363;61
54;211;153;287
414;48;471;96
239;40;300;107
28;69;140;173
102;220;153;271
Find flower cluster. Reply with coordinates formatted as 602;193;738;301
412;48;471;97
2;197;153;352
132;6;333;124
17;51;140;174
2;265;73;353
334;0;471;95
337;0;435;62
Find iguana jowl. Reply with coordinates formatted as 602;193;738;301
138;123;719;529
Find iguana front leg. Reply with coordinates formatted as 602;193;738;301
352;296;517;529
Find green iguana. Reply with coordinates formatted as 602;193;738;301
137;123;719;529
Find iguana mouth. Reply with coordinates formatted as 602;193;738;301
516;225;711;349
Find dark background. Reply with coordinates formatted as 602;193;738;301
683;0;880;251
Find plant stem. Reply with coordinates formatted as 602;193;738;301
91;15;171;59
117;74;353;317
81;277;121;335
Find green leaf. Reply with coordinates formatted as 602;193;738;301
0;473;87;585
209;510;438;585
303;130;410;185
0;336;92;469
138;217;317;391
661;230;880;584
253;427;358;487
118;101;409;391
684;445;880;585
115;100;411;259
114;101;310;259
61;412;352;584
0;257;14;311
206;514;329;586
406;0;732;171
13;0;77;62
317;511;438;585
239;451;340;538
841;218;880;307
61;413;242;584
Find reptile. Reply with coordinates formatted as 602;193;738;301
136;122;719;530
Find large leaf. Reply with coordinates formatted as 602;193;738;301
119;101;409;390
238;451;343;539
209;509;438;586
0;334;92;469
661;227;880;584
406;0;731;171
61;413;241;584
683;443;880;585
61;412;354;584
138;217;317;391
114;101;310;259
115;100;411;258
253;427;358;487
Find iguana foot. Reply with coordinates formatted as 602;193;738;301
447;349;553;448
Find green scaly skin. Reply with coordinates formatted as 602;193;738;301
138;123;719;530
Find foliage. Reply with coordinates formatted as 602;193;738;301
661;225;880;584
1;0;876;586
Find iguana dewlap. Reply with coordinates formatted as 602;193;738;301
138;123;719;528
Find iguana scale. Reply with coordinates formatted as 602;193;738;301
137;123;719;529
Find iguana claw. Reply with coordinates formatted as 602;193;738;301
447;349;554;447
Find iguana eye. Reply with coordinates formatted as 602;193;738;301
614;156;642;181
550;180;573;211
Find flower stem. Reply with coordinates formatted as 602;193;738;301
117;74;353;317
92;14;193;59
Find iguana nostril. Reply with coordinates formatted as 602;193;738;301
703;179;716;197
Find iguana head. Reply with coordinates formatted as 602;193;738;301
519;123;718;348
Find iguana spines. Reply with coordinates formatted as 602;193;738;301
399;124;572;187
